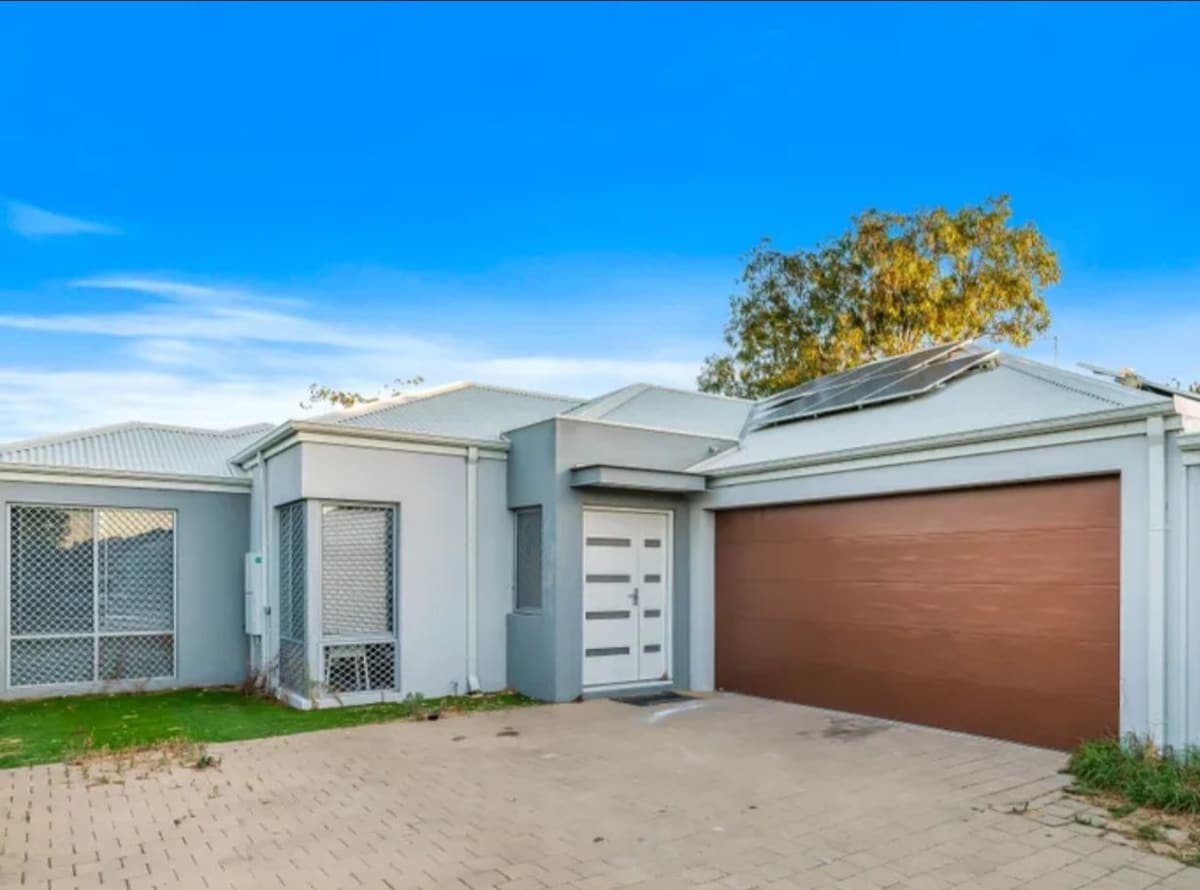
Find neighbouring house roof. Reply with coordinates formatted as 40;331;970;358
563;384;752;439
0;421;275;479
310;382;584;442
689;354;1177;475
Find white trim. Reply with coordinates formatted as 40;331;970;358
1146;416;1168;745
232;421;511;467
0;463;249;493
581;506;673;688
707;417;1156;487
241;430;509;469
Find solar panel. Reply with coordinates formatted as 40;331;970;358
747;342;997;431
857;350;997;408
753;342;965;418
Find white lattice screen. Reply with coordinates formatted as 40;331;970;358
8;505;175;688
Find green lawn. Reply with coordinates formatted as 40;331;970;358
0;687;534;769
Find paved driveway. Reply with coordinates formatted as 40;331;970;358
0;694;1191;889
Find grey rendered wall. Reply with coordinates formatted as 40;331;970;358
506;418;729;702
505;419;559;701
690;430;1156;740
293;441;509;697
0;479;250;696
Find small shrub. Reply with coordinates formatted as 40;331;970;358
1068;737;1200;814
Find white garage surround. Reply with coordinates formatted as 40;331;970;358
689;413;1200;749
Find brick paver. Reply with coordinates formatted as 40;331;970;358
0;694;1190;889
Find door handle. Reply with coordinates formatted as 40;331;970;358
630;587;639;606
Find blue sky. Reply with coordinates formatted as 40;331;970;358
1;2;1198;437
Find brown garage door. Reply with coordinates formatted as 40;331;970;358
715;476;1119;750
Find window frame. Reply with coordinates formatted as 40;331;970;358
513;505;543;613
316;500;400;694
6;502;178;690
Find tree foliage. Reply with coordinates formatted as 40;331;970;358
698;196;1060;398
300;376;425;410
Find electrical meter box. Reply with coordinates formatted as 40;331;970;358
244;552;265;635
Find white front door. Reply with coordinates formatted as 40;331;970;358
582;509;670;687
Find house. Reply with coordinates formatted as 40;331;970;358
2;342;1199;752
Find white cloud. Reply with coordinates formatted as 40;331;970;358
5;201;121;238
0;275;706;439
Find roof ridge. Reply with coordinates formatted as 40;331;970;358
639;383;753;404
1000;354;1166;406
322;381;585;425
0;419;275;456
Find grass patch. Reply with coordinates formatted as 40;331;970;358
1068;737;1200;814
0;687;534;769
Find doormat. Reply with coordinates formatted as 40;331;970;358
612;691;694;707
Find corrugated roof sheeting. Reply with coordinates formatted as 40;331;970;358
0;422;273;478
324;383;582;441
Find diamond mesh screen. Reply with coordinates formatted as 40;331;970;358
99;634;174;680
9;506;95;635
9;637;94;686
277;502;307;692
324;642;395;693
8;505;175;688
321;505;394;636
279;639;307;693
98;510;174;633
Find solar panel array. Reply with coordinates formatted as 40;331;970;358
746;342;998;432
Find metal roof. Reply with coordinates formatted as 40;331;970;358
564;384;751;439
689;354;1173;475
311;382;584;442
0;421;274;479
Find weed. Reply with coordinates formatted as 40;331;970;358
1136;823;1165;842
1068;736;1200;814
1109;802;1138;819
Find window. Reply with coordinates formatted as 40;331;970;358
277;501;307;693
320;504;397;693
514;507;542;611
8;505;175;687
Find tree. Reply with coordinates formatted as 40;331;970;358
698;195;1060;399
300;376;424;410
